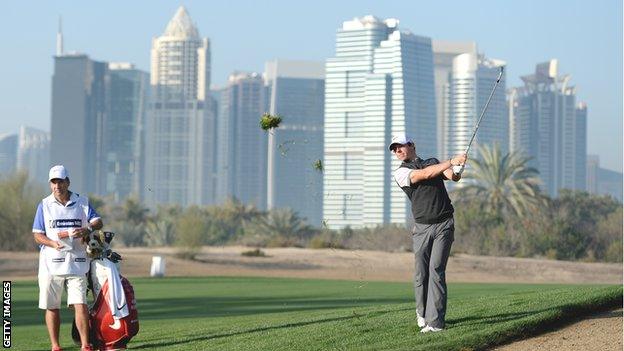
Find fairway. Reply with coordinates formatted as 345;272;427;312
10;277;621;350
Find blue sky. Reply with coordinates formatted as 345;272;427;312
2;0;622;171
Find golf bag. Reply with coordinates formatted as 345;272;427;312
72;232;139;350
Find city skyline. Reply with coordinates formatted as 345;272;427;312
2;1;622;172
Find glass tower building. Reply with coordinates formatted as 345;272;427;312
17;126;50;184
105;63;149;201
509;60;587;196
432;41;477;160
323;16;437;229
445;53;507;162
145;6;216;206
0;134;17;176
217;72;267;209
265;60;325;225
50;54;108;195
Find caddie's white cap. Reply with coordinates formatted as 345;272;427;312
388;133;413;151
48;165;69;181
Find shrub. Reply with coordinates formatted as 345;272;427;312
241;248;267;257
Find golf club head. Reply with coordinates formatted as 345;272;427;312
103;231;115;244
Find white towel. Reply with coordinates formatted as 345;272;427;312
99;258;129;319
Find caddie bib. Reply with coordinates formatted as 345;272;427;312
39;193;91;276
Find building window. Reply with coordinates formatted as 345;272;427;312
343;152;348;180
345;71;352;98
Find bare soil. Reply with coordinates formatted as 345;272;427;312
493;308;623;351
2;246;620;284
2;246;621;350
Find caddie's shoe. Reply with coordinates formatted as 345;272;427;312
80;345;94;351
420;325;444;333
51;347;63;351
416;312;426;328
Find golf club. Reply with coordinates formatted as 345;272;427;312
453;66;505;175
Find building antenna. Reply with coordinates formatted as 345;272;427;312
56;16;64;56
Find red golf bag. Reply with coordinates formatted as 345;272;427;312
72;260;139;351
73;247;139;350
89;274;139;350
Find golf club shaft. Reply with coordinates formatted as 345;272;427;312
464;66;504;156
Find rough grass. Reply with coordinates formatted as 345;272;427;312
9;277;622;350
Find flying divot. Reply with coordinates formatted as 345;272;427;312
259;112;282;131
313;159;324;173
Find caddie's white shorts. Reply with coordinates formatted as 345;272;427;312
38;274;87;309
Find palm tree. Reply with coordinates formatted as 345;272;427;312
123;197;149;224
454;143;547;217
244;208;313;245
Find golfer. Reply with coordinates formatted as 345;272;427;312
389;134;466;333
32;165;102;351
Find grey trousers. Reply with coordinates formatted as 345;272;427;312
411;216;454;328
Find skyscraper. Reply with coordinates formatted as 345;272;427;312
572;103;588;191
217;72;267;208
586;155;622;202
445;53;507;162
0;133;17;176
323;16;437;229
265;60;325;225
17;126;50;183
432;40;477;159
50;53;108;195
144;6;216;206
104;63;149;201
50;20;148;198
509;60;587;196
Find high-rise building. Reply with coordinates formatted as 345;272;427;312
50;56;148;198
509;60;586;196
265;60;325;225
216;72;267;208
571;102;587;191
323;16;437;229
17;126;50;183
144;6;217;206
50;54;108;195
213;86;230;203
104;63;149;201
0;133;17;176
587;155;622;202
432;40;477;159
445;53;507;162
50;24;148;199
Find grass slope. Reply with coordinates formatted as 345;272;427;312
9;277;622;351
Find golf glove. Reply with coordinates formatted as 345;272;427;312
452;165;464;176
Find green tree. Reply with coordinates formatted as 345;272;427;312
106;196;150;246
122;196;149;224
454;143;547;217
0;172;46;250
175;206;209;258
243;208;312;247
597;207;623;262
208;197;261;244
87;194;107;217
547;190;622;261
144;205;181;247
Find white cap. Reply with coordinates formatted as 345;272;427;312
388;134;413;151
48;165;69;181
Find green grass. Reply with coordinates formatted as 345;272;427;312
9;277;622;350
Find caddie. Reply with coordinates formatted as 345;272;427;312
32;165;103;351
